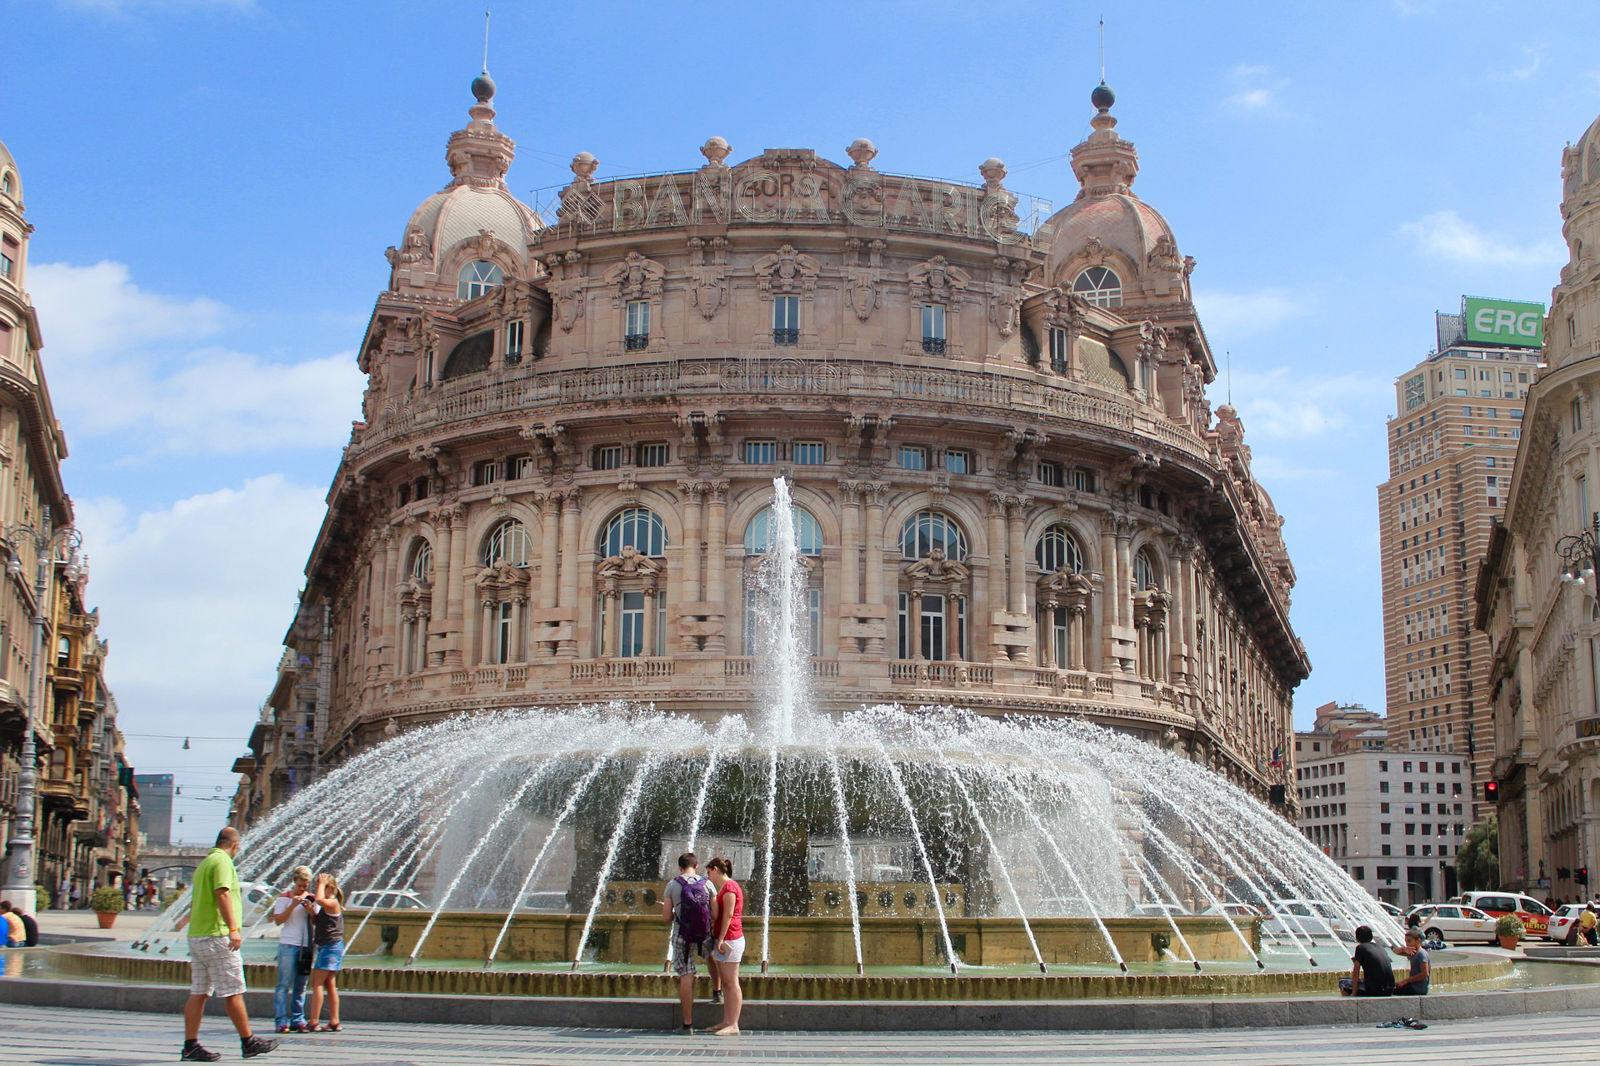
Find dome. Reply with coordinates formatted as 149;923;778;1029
0;139;21;204
1047;193;1177;276
1569;114;1600;194
401;183;540;267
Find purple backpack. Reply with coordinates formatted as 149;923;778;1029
673;875;713;944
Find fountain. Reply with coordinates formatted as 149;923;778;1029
128;478;1404;993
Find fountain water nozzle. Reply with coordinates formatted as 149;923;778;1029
948;962;958;975
1308;957;1319;967
1118;961;1128;973
1038;962;1048;974
1192;960;1202;972
1256;959;1265;969
855;962;865;976
760;959;770;975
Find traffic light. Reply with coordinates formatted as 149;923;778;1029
1579;867;1591;887
1484;780;1500;803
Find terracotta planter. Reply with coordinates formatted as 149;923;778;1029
95;911;118;929
1497;933;1519;950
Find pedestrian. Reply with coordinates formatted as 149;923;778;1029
660;851;713;1033
1394;929;1431;995
704;856;745;1036
304;872;345;1033
1338;925;1395;997
1581;903;1598;947
0;901;25;947
269;866;316;1034
68;884;80;910
180;826;278;1061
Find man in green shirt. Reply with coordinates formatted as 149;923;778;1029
180;827;277;1061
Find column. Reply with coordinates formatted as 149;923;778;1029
1099;521;1118;627
680;481;704;604
445;505;469;667
558;490;582;658
1007;496;1028;615
641;587;656;659
987;494;1009;611
538;494;560;611
908;586;923;660
1039;604;1056;667
512;596;525;662
839;482;861;604
384;530;406;677
705;481;728;654
479;599;494;665
429;507;455;665
864;483;886;656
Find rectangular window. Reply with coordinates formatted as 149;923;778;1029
506;453;533;479
619;591;645;657
494;602;514;664
793;440;826;465
472;459;499;486
944;449;970;475
773;295;800;346
593;445;623;471
638;442;669;467
1037;460;1064;487
1048;327;1069;372
897;592;909;659
744;439;778;464
921;593;947;661
1072;467;1097;492
0;251;12;279
625;300;650;349
505;319;524;362
898;445;928;471
921;303;947;354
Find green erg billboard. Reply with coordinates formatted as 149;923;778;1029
1464;296;1545;348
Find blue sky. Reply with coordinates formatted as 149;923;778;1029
3;0;1597;840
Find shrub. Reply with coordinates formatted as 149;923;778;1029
34;882;51;910
90;886;126;913
1494;912;1525;939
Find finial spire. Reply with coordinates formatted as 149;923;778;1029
1094;14;1107;84
482;9;491;75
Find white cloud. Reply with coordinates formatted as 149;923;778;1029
1194;287;1306;340
1399;210;1564;270
29;260;364;456
1222;64;1289;114
75;476;326;823
56;0;256;14
1496;45;1544;83
1224;367;1386;441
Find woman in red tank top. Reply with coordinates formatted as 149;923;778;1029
705;857;745;1035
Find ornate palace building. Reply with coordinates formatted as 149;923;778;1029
242;75;1309;815
1477;112;1600;899
0;139;139;907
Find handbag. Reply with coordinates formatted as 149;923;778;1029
294;898;316;975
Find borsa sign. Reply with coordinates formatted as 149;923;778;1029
605;168;1036;246
1463;296;1545;348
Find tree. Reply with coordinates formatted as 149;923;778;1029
1456;815;1500;891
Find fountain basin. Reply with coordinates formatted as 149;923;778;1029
48;941;1511;1001
346;909;1259;967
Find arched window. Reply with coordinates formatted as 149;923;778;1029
1035;525;1084;574
440;331;493;380
1073;266;1123;309
409;540;432;581
744;505;823;556
600;507;666;558
900;510;967;561
56;636;70;665
457;260;504;300
482;519;531;568
1;172;11;196
1133;548;1159;591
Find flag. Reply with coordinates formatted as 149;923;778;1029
1269;744;1283;769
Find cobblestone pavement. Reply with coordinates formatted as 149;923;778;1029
2;1004;1599;1065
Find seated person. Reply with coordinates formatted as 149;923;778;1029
1394;930;1430;995
1338;925;1395;997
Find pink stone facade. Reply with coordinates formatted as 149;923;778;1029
254;80;1309;813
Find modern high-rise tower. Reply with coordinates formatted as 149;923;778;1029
1378;299;1544;818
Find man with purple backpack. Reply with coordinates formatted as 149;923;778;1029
661;851;714;1033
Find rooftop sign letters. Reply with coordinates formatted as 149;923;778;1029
1463;296;1545;349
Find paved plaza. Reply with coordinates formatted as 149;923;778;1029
1;1004;1598;1065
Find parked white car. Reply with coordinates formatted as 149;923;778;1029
1132;903;1189;918
1406;902;1496;945
1547;903;1595;946
1201;902;1263;921
1262;899;1354;941
346;889;428;910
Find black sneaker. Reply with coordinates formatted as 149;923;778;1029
180;1044;221;1062
711;990;723;1004
241;1036;279;1058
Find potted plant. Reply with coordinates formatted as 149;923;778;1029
90;886;126;929
1495;912;1525;950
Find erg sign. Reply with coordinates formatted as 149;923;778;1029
1463;296;1545;348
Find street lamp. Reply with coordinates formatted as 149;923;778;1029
1556;510;1600;587
1;505;83;913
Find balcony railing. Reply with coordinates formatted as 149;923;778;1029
571;657;675;682
772;328;799;347
624;333;650;352
921;337;947;355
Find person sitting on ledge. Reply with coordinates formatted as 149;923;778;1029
1394;929;1430;995
1338;925;1395;997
